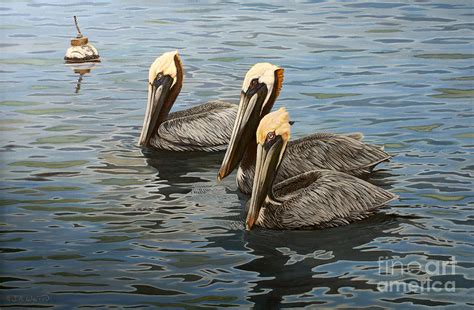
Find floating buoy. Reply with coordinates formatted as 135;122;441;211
64;16;100;63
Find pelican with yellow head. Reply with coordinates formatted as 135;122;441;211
139;50;238;152
245;108;398;230
218;63;392;194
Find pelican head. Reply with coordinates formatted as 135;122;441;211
139;50;184;146
218;63;284;180
246;108;291;230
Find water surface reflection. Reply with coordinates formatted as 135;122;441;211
1;0;473;308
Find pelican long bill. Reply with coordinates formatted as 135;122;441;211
246;135;286;230
139;75;173;146
218;83;268;180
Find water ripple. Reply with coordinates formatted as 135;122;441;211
1;0;473;308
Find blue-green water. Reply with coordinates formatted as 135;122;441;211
1;1;473;308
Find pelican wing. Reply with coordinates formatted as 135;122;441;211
279;133;391;180
155;101;238;152
237;132;390;194
267;170;398;229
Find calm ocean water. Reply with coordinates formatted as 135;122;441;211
1;0;473;308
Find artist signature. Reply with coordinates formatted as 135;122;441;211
5;295;50;304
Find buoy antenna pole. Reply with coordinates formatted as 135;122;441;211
74;16;83;38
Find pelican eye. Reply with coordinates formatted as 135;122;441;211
151;73;164;86
267;131;276;141
249;78;259;89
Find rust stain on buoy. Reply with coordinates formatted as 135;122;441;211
64;16;100;64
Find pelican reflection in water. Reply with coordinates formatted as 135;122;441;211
245;108;398;230
218;63;392;194
139;50;238;152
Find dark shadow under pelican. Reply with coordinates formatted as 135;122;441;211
139;51;238;152
245;108;398;230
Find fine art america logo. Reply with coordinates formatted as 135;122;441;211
377;256;456;293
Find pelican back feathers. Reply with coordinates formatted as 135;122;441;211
150;101;238;152
237;132;392;194
252;170;398;230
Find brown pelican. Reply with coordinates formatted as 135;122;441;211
217;63;391;194
245;108;398;230
139;51;238;152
